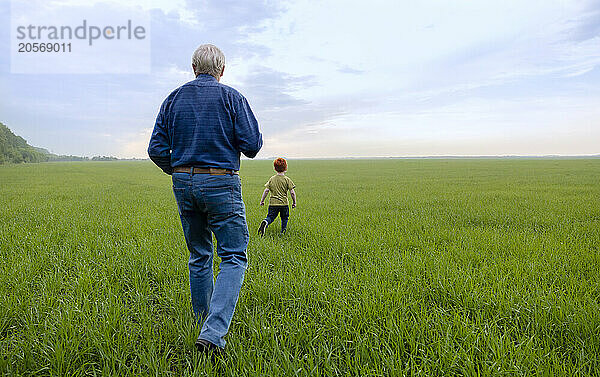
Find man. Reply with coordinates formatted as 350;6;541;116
148;44;262;352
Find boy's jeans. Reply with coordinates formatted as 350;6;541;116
172;172;249;349
265;205;290;232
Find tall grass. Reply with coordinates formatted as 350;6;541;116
1;159;599;376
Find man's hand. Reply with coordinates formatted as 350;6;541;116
260;201;264;206
292;202;296;209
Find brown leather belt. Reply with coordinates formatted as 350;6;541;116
173;166;239;175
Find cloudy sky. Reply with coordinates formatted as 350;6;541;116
1;0;599;158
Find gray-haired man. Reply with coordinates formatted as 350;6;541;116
148;44;262;351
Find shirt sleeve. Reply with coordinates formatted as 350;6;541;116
264;178;271;189
234;95;263;158
288;177;295;190
148;97;173;175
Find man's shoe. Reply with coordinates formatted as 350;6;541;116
258;220;268;236
195;338;221;354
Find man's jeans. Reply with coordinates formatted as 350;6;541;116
172;172;249;348
265;205;290;232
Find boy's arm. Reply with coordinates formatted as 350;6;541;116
290;188;297;208
260;188;269;206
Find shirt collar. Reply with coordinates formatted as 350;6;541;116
195;74;218;82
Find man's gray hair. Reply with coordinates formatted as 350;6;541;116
192;44;225;79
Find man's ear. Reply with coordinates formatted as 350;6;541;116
192;64;197;77
220;66;225;77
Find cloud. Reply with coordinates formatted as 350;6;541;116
177;0;286;59
230;65;316;110
119;127;153;158
565;1;600;42
336;65;364;75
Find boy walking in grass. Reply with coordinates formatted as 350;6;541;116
258;158;296;235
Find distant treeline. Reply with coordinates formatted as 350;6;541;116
0;122;48;164
0;122;123;164
47;154;90;162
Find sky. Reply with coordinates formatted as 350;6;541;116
1;0;599;158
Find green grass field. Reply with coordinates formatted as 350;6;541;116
1;159;599;376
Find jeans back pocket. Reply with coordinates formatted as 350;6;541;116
203;186;234;221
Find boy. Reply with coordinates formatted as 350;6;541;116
258;158;296;235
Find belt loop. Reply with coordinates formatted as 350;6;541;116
189;166;194;176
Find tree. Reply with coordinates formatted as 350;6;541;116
0;122;49;164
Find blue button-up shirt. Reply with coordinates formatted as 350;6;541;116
148;74;263;174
